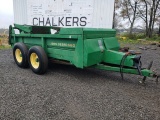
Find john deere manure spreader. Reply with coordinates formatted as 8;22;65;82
9;24;159;83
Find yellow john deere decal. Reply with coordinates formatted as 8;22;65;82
51;42;76;48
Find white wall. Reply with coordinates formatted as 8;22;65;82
13;0;27;25
92;0;115;28
13;0;115;28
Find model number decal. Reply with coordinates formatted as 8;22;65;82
51;42;76;48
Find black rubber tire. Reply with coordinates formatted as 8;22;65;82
28;46;48;74
13;42;29;68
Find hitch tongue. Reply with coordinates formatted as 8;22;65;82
152;70;160;83
141;61;153;84
154;73;160;84
156;76;159;83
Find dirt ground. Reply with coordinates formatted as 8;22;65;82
0;44;160;120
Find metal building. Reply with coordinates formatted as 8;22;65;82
13;0;115;28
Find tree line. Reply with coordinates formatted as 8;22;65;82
113;0;160;38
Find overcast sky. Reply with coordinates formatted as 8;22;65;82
0;0;14;28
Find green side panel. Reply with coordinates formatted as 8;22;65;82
83;28;116;32
84;38;104;67
103;50;135;67
59;28;83;35
103;37;120;51
46;36;83;68
24;38;42;45
11;36;43;48
72;35;84;68
47;48;74;61
46;37;77;63
30;34;78;39
46;38;77;49
45;36;84;68
83;28;116;39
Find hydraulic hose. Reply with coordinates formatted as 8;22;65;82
120;54;128;80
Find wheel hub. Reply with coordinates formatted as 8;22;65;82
30;53;40;69
15;49;22;63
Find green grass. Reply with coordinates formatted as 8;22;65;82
118;39;156;44
118;33;160;41
117;33;160;46
118;35;160;50
0;45;11;50
0;35;11;49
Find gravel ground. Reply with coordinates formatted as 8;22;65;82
0;45;160;120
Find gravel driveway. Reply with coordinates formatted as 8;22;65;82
0;45;160;120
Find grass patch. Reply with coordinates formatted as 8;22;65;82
118;39;155;45
118;33;160;46
0;34;11;49
118;33;160;41
0;45;11;50
118;34;160;50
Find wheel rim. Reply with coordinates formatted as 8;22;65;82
30;53;39;69
15;49;22;63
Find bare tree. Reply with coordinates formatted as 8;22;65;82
157;16;160;36
137;0;160;37
114;0;160;37
120;0;138;35
155;4;160;36
113;0;121;29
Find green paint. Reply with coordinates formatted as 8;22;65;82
9;24;154;78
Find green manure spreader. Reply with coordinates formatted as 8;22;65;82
9;24;159;83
